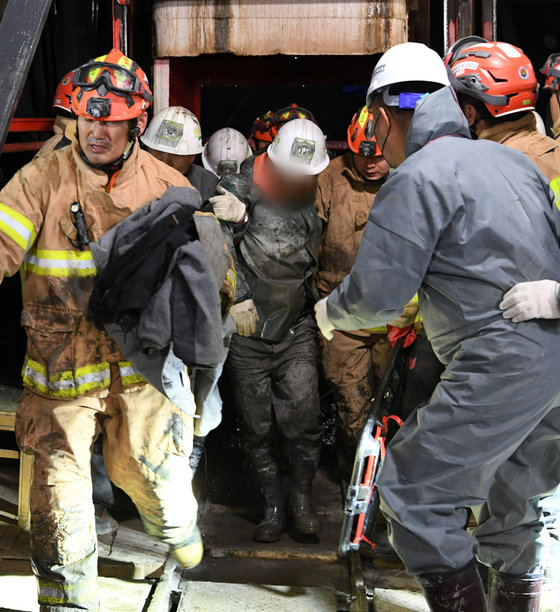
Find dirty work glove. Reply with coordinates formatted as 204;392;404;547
230;299;259;337
315;297;335;341
209;186;247;223
500;280;560;322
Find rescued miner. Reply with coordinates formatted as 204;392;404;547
142;105;219;203
213;118;329;543
315;42;560;611
0;50;204;611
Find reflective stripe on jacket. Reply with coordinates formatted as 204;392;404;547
0;138;191;398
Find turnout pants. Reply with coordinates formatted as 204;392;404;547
227;315;322;469
319;330;391;445
378;323;560;576
16;367;197;611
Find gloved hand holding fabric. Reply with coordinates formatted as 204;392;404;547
230;299;259;336
500;280;560;322
209;186;247;223
315;297;335;341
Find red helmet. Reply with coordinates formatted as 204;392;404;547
541;53;560;92
449;39;537;117
270;103;317;138
71;49;152;121
251;111;277;143
53;70;75;113
347;106;381;157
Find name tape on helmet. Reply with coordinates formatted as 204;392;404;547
452;61;479;76
290;138;316;165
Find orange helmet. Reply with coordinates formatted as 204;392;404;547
251;111;277;143
448;39;537;118
347;106;381;157
541;53;560;92
53;70;75;114
71;49;152;121
270;103;317;138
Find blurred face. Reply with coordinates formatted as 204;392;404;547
268;163;318;207
77;112;147;166
254;139;270;151
352;152;389;181
146;148;195;175
370;102;408;168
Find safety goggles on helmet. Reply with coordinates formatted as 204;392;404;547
73;61;152;103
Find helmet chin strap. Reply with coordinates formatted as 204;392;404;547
78;118;139;174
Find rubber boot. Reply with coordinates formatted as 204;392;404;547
172;525;204;569
288;444;322;535
487;568;542;612
189;435;206;477
251;451;285;543
417;561;487;612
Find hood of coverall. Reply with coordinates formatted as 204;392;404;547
404;86;472;159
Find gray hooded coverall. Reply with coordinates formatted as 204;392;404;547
326;86;560;576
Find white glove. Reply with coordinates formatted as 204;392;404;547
500;280;560;322
315;297;335;341
230;299;259;337
209;186;247;223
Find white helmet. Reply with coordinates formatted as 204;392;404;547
267;118;329;176
366;42;450;109
202;128;252;177
141;106;204;156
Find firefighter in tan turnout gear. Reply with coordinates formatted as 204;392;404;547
0;49;203;611
316;107;418;459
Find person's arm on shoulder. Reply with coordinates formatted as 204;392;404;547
316;169;457;338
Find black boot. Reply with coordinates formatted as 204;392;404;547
417;561;487;612
189;435;206;477
487;568;542;612
288;444;322;535
251;451;285;543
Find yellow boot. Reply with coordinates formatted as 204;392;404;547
171;525;204;569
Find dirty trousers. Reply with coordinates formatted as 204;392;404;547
16;373;197;611
378;323;560;576
318;330;391;445
226;315;323;464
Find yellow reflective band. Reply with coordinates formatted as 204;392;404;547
226;268;237;293
358;106;369;128
23;248;97;278
38;578;96;604
0;203;36;251
119;361;145;386
22;358;111;398
551;176;560;211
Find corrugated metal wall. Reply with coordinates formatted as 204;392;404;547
154;0;408;57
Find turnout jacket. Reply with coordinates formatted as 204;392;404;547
478;112;560;198
0;138;191;398
327;86;560;364
219;155;321;341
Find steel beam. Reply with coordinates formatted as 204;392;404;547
482;0;498;41
0;0;52;154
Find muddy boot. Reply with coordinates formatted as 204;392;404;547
189;435;205;477
251;452;285;543
417;561;487;612
288;444;322;535
487;568;542;612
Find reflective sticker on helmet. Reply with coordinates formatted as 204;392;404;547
497;42;522;59
357;107;369;129
194;126;202;142
290;138;316;164
452;61;479;76
522;99;532;106
156;119;184;146
518;66;530;80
